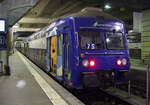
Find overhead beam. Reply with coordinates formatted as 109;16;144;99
13;27;40;32
26;0;51;17
0;0;40;26
51;1;85;18
19;17;51;24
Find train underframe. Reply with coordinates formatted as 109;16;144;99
82;70;129;88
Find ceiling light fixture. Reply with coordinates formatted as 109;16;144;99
105;4;111;9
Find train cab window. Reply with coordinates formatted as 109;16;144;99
79;30;102;50
105;32;124;50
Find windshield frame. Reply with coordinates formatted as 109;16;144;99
105;32;125;50
79;29;103;50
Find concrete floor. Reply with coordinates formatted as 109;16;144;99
0;52;52;105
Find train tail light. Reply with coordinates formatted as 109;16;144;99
117;59;122;66
89;60;96;67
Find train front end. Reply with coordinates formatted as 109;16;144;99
70;17;130;88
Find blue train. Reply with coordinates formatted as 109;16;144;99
16;8;130;89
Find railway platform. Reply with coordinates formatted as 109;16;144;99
0;50;84;105
130;59;146;71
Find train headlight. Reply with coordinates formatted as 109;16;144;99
82;59;89;67
122;58;127;65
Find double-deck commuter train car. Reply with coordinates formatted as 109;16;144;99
16;8;130;88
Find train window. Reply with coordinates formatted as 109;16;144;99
58;35;63;56
47;38;50;52
79;30;102;50
63;33;69;46
105;32;124;50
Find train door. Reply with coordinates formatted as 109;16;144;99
50;36;57;74
46;38;51;72
57;34;63;77
62;33;69;82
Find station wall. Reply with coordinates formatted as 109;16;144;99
141;9;150;60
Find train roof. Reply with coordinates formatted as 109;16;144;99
25;7;122;42
66;7;121;22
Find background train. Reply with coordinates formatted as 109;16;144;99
16;7;130;89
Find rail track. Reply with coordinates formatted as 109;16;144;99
71;88;132;105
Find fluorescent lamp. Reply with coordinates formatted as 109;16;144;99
115;26;121;31
105;4;111;9
0;20;5;32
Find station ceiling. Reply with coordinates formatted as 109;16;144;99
0;0;4;3
16;0;150;33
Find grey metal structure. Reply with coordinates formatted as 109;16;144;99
146;64;149;105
